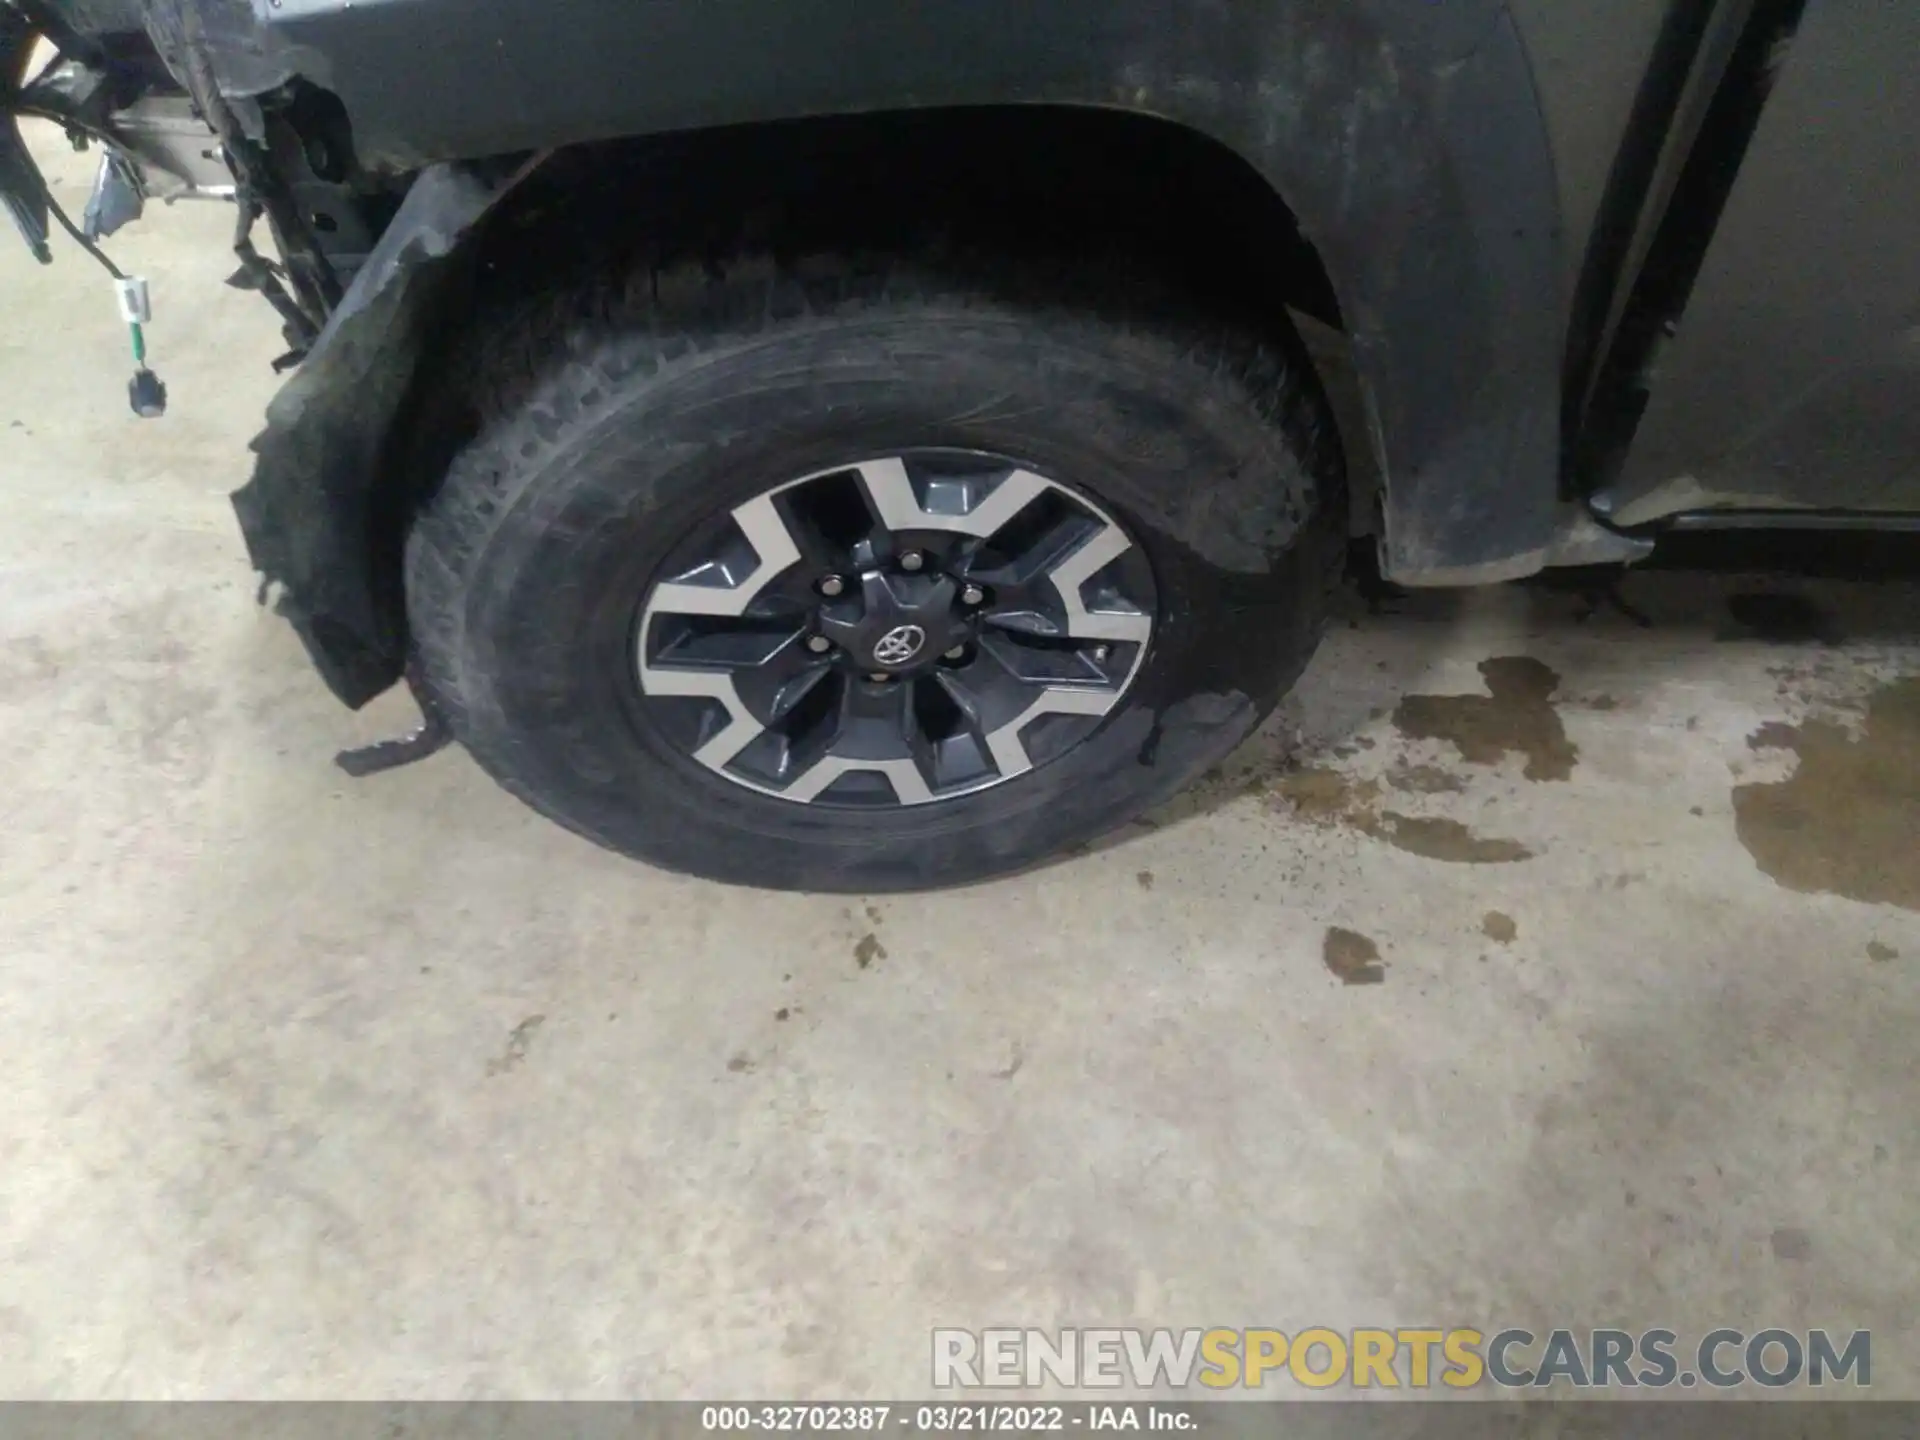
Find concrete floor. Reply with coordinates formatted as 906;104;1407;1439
2;128;1918;1400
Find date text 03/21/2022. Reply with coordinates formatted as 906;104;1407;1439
701;1405;1191;1431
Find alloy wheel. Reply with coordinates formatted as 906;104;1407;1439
635;450;1157;807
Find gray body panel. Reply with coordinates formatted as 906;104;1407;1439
1612;0;1920;518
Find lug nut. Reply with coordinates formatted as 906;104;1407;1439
806;635;832;654
1092;644;1111;662
944;645;968;661
960;583;985;605
899;551;925;573
817;575;845;598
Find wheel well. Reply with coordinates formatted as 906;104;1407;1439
450;105;1343;334
396;104;1351;553
275;105;1351;708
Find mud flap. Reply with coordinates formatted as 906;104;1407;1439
333;666;454;775
232;162;515;707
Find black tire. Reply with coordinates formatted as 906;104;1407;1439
404;251;1344;891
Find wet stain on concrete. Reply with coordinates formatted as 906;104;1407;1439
1136;870;1155;891
1274;766;1533;864
1323;928;1386;986
1273;766;1380;824
1868;941;1898;963
1387;763;1464;795
1483;911;1517;944
853;933;888;969
485;1014;546;1077
1746;721;1800;751
1735;677;1920;910
1392;657;1578;781
727;1052;755;1074
1766;657;1849;710
1376;814;1534;865
1769;1226;1813;1262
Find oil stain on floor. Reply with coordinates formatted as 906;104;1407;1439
1271;766;1534;865
1736;675;1919;911
1387;763;1465;795
1393;656;1579;781
1373;814;1533;864
1323;927;1386;985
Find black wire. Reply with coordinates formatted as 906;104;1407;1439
40;179;126;281
18;15;315;352
7;20;128;281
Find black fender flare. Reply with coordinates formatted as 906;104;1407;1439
234;0;1563;705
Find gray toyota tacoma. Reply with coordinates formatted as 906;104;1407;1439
3;0;1914;889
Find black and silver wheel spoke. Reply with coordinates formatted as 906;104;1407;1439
644;490;802;618
948;635;1125;781
851;456;1052;542
641;617;825;770
958;489;1152;647
636;450;1156;807
762;470;885;600
777;674;934;804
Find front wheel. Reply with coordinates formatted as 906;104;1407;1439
404;252;1343;891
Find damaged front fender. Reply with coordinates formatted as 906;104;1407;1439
232;160;521;706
